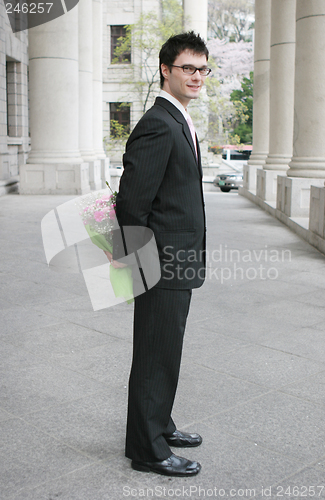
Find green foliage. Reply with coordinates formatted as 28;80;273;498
109;120;129;140
104;100;131;154
209;145;223;155
230;71;253;143
208;0;254;42
113;0;183;114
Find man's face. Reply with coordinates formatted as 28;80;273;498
161;49;208;108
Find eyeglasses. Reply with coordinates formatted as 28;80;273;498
170;65;212;76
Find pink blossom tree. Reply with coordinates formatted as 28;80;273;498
206;39;254;145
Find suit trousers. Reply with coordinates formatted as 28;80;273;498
125;285;192;462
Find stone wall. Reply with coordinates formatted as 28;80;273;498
0;4;29;195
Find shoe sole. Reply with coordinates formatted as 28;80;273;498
131;461;201;477
165;441;202;448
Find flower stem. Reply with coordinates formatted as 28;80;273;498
105;180;114;194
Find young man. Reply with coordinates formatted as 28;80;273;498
111;31;210;477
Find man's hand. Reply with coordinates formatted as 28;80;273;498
103;250;127;269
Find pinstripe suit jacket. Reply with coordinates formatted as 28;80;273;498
115;96;206;289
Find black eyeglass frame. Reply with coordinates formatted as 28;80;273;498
170;64;212;76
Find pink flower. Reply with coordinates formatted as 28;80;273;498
100;194;111;201
109;209;116;220
94;210;106;222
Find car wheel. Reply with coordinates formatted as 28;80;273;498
220;187;231;192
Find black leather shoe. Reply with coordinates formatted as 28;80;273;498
131;453;201;477
165;429;202;448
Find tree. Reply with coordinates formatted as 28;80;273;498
113;0;183;114
105;0;184;159
208;0;254;42
206;39;253;145
230;71;253;143
207;38;253;85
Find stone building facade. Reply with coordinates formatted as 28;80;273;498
102;0;208;165
0;0;207;195
0;8;29;196
241;0;325;255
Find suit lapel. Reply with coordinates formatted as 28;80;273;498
196;136;203;177
155;97;201;171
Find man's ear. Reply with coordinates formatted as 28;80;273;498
161;64;170;81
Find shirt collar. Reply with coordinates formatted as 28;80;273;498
159;90;190;121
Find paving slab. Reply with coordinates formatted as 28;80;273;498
204;391;325;464
1;192;325;499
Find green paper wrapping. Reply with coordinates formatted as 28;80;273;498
84;224;134;304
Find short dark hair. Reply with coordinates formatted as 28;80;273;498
159;31;209;88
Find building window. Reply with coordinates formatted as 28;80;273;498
110;25;131;64
6;61;18;137
109;103;131;138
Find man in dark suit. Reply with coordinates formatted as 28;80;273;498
110;31;210;477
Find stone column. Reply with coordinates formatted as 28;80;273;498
21;7;90;194
183;0;208;40
256;0;296;202
93;0;109;188
183;0;208;165
309;185;325;242
277;0;325;219
287;0;325;179
79;0;102;190
243;0;271;193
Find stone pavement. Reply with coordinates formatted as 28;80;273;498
1;191;325;500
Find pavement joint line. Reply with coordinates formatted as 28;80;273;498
264;460;325;494
184;343;252;357
198;384;325;427
191;340;325;368
3;353;126;388
0;322;132;350
233;342;325;366
192;360;325;395
189;330;325;367
3;388;117;418
14;414;120;464
0;337;130;385
199;422;310;467
196;384;325;425
25;314;136;344
196;388;277;421
14;457;156;499
9;461;109;499
197;322;302;339
249;343;325;367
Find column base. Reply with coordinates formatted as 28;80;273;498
309;186;325;238
19;162;90;194
100;157;110;189
89;160;102;191
276;176;325;218
243;163;258;192
256;169;287;201
108;167;122;193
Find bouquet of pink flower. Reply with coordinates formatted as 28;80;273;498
76;182;133;304
77;183;117;253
